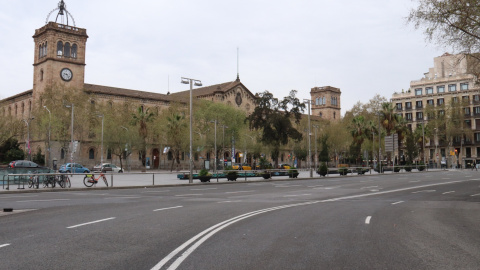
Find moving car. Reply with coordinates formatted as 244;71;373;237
59;163;90;173
93;163;124;173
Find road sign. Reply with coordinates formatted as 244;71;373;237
385;134;398;152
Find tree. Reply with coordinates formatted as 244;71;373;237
161;106;188;171
131;106;154;166
408;0;480;55
318;134;329;162
246;90;305;168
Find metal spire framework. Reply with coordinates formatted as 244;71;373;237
45;0;76;26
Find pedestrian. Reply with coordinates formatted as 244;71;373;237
473;160;477;171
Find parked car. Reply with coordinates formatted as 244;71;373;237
279;164;291;170
9;160;43;168
232;163;252;170
93;163;123;173
58;163;90;173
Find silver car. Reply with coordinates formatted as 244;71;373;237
93;163;124;173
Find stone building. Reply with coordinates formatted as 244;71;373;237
2;1;342;170
391;53;479;168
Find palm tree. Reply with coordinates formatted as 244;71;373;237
380;102;399;136
350;115;367;164
131;106;154;166
165;112;187;171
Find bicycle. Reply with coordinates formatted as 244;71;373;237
83;173;108;187
27;175;39;189
43;175;56;188
57;174;71;188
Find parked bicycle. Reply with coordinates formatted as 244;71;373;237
56;174;71;188
27;174;39;189
43;175;56;188
83;173;108;187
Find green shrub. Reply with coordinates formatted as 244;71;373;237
225;166;237;177
418;162;426;171
318;162;328;176
394;166;400;173
339;167;348;175
199;168;211;176
405;164;412;172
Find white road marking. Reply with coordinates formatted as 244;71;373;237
175;194;203;197
142;190;170;193
324;186;341;190
391;201;404;205
190;188;217;191
365;216;372;224
470;193;480;197
225;191;255;194
307;185;324;188
0;195;39;199
67;217;115;229
104;197;141;199
283;194;311;197
370;189;380;192
217;201;241;203
442;191;455;194
412;190;436;194
0;244;10;248
152;179;468;270
153;206;183;212
16;199;70;203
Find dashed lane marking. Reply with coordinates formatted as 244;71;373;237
412;190;436;194
67;217;116;229
0;244;11;249
442;191;455;194
175;194;203;197
283;194;312;197
391;201;404;205
154;206;183;212
365;216;372;224
225;191;255;194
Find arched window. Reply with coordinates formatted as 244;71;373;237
64;42;71;58
323;97;326;105
57;41;63;56
333;112;336;119
29;100;32;112
61;148;65;159
71;44;77;58
21;102;24;115
89;148;95;160
44;41;47;56
39;45;42;59
40;69;44;81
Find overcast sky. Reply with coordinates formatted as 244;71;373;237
0;0;445;116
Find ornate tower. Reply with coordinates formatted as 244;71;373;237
32;0;88;102
310;86;341;121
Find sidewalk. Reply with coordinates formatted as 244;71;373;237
0;168;447;193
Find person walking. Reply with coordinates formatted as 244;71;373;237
473;160;477;171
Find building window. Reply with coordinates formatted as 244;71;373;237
61;148;65;159
460;83;469;90
465;120;472;129
416;112;423;120
333;112;336;119
416;100;423;109
415;88;422;96
427;99;434;106
437;85;445;93
474;95;480;103
71;44;77;58
426;87;433;94
44;41;47;57
465;107;471;115
57;41;63;57
89;148;95;159
474;107;480;115
406;102;412;109
396;103;402;110
476;133;480;142
38;45;42;59
439;110;445;116
448;84;457;92
453;97;458;103
406;113;413;120
437;98;444;105
319;112;322;118
64;42;71;58
40;69;44;81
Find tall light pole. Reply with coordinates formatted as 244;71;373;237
210;120;218;174
181;77;202;184
303;99;312;177
222;125;228;165
434;128;438;168
97;114;104;164
43;106;51;168
22;117;35;161
65;103;74;166
121;126;129;172
312;124;319;170
422;122;425;168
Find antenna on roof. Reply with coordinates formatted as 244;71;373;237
167;75;170;95
236;47;240;82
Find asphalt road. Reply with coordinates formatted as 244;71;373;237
1;170;479;269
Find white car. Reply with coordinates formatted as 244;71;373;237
93;163;124;173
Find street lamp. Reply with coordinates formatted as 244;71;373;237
64;103;74;166
303;99;312;177
222;125;228;165
181;77;202;184
210;120;218;175
97;114;104;164
312;124;319;170
434;128;438;168
22;117;35;161
43;106;51;168
121;126;129;172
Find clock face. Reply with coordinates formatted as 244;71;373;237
60;68;73;81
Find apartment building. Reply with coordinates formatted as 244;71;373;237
391;53;480;168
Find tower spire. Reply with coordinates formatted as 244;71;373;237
236;47;240;82
45;0;76;26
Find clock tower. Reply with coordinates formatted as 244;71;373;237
32;0;88;102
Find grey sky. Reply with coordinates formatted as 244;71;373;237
0;0;443;116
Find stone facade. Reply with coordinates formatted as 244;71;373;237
391;53;480;168
310;86;341;121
